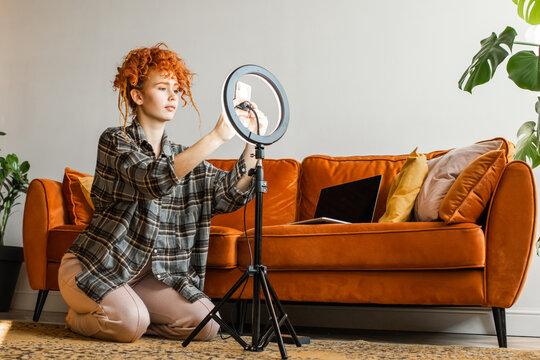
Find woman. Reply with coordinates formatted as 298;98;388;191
58;43;267;342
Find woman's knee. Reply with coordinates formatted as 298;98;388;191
66;303;150;343
97;286;151;342
194;318;219;341
162;298;219;340
192;298;219;340
102;305;151;343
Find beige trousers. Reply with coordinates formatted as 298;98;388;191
58;253;219;343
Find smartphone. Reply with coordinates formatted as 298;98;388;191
235;81;252;102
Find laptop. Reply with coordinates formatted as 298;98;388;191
291;175;382;225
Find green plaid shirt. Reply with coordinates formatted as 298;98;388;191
68;118;255;303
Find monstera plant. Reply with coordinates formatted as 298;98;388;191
459;1;540;167
459;0;540;254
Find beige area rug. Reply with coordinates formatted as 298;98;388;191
0;320;539;360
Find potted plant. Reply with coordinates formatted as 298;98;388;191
0;131;30;311
459;0;540;254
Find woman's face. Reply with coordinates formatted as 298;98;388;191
132;68;180;123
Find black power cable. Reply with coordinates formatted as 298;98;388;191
218;203;253;340
235;101;260;135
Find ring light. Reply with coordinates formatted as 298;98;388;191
221;64;289;145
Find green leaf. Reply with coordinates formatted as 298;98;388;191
514;121;540;166
516;0;540;25
514;138;540;166
517;120;536;137
5;154;18;171
459;27;517;93
20;161;29;173
0;132;5;136
507;51;540;90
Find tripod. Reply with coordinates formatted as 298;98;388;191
182;144;302;359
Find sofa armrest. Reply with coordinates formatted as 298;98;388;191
485;161;537;308
22;179;69;290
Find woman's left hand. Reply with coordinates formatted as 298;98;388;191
236;102;268;135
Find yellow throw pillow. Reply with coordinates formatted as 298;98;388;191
379;148;428;223
78;176;95;210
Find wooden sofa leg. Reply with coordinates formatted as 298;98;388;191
33;290;49;322
492;307;507;348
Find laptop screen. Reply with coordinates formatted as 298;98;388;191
313;175;382;223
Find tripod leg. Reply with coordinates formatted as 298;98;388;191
259;272;288;359
236;299;248;335
260;312;287;349
265;274;303;347
211;312;250;348
183;271;250;348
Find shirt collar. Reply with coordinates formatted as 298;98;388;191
127;118;173;157
125;117;147;145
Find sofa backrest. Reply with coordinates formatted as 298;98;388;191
208;158;301;230
299;137;515;223
209;138;514;227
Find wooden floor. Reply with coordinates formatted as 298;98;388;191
1;310;539;350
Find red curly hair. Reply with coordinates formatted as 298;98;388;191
113;43;201;139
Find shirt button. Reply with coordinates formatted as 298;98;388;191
153;249;158;254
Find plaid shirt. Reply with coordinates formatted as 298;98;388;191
68;118;255;303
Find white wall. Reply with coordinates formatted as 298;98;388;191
2;0;539;336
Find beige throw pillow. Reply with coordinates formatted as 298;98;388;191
414;140;502;222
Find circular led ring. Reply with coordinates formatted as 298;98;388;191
222;65;289;145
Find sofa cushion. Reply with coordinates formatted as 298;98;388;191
238;222;485;271
379;147;428;223
414;140;503;222
209;159;300;229
206;226;243;269
62;167;94;225
439;150;506;224
300;155;409;222
47;224;243;269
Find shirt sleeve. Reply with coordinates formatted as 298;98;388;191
209;156;256;215
99;129;181;201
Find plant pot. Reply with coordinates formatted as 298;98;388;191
0;245;24;312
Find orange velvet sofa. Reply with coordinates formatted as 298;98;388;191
22;138;537;347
